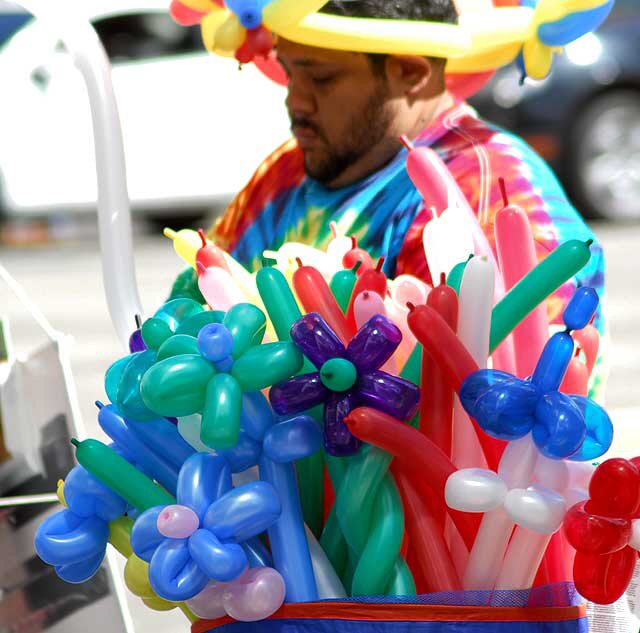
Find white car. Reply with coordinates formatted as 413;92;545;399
0;1;291;223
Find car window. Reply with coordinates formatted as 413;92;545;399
92;12;201;63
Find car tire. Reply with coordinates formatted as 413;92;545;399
567;89;640;222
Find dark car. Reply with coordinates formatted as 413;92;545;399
469;0;639;222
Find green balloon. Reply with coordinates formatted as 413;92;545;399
117;350;158;422
490;238;593;352
72;438;175;512
140;354;215;417
336;445;392;554
351;474;404;596
320;358;357;392
200;373;242;449
385;557;417;596
176;311;224;337
156;334;199;360
231;342;302;391
319;504;349;579
446;257;471;295
256;267;302;342
330;268;358;314
400;343;421;386
141;317;173;351
154;298;204;330
223;303;267;359
105;354;133;405
167;267;206;304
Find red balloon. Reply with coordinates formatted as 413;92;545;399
342;236;374;275
420;275;458;458
169;0;207;25
345;257;387;333
407;303;505;470
564;501;632;555
394;466;461;593
196;229;230;273
253;51;288;86
245;26;273;57
293;262;351;345
574;546;638;604
589;458;640;518
344;406;480;549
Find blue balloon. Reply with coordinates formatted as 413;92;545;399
567;395;613;461
128;416;196;471
203;481;281;543
243;536;273;568
55;551;106;584
148;538;209;602
198;323;235;363
64;465;127;522
188;529;247;581
35;510;108;567
240;391;276;441
263;416;322;463
220;429;262;473
131;506;166;563
105;354;134;405
537;0;614;47
226;0;263;29
471;379;539;440
98;403;179;495
563;286;599;331
533;391;586;459
259;455;318;602
459;369;516;411
177;453;231;522
531;331;575;393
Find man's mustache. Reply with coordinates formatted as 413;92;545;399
290;116;323;137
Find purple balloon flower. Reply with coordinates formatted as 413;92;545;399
269;313;420;456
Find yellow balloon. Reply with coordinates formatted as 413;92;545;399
201;8;237;57
522;36;555;80
262;0;332;32
215;13;246;53
57;479;67;506
163;227;201;269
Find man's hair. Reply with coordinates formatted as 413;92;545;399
320;1;458;76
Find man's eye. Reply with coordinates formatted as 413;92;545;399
311;75;336;86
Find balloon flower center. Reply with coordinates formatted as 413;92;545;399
157;504;200;539
320;358;357;392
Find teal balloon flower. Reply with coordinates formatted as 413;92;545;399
140;303;303;449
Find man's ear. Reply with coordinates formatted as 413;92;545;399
385;55;434;97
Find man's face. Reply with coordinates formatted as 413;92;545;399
277;39;396;187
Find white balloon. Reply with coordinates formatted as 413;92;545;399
498;435;538;489
628;519;640;551
445;468;508;512
534;454;570;492
563;486;589;508
504;485;567;534
305;525;347;599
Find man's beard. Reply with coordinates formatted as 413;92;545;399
293;81;393;185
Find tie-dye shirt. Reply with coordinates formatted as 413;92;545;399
210;100;607;398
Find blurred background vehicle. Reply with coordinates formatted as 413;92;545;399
469;0;639;222
0;1;290;228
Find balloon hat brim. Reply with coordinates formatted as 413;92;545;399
171;0;614;93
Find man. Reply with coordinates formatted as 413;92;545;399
203;0;604;376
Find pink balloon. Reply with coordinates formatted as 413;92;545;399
156;504;200;539
198;264;246;311
353;290;386;330
222;567;285;622
186;580;227;619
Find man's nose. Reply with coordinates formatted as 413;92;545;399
285;78;316;116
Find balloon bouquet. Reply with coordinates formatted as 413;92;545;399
33;0;628;630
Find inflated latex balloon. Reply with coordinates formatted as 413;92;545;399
445;468;508;513
64;464;127;522
564;457;640;604
223;566;286;621
503;485;566;534
131;453;281;602
186;580;227;619
270;312;419;456
460;286;611;460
